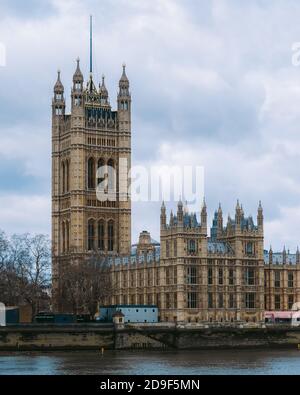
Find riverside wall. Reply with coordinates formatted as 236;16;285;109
1;324;300;351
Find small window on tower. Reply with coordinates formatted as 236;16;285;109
74;97;81;106
56;93;62;101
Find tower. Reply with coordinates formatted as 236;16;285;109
52;40;132;311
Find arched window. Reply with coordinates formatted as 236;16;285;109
66;160;69;192
66;221;70;252
62;222;65;253
108;220;114;252
107;159;115;192
97;159;105;188
88;158;95;189
62;162;65;194
88;219;95;251
98;220;105;251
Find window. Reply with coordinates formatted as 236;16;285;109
246;242;254;255
218;293;224;308
66;221;69;252
229;293;235;309
62;222;65;253
188;239;196;254
166;241;170;258
218;268;223;285
107;159;115;192
274;271;281;288
229;269;234;285
245;293;255;309
288;295;294;310
208;267;213;285
98;220;105;251
187;266;197;285
74;97;81;106
208;293;213;309
275;294;281;310
56;93;62;101
97;159;105;188
88;219;95;251
166;293;171;309
75;82;81;90
173;240;177;257
107;220;114;251
88;158;95;189
245;268;255;285
288;272;294;288
188;292;197;309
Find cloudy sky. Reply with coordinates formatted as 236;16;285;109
1;0;300;251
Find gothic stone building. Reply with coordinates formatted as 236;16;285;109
109;202;300;324
52;61;131;310
51;61;300;322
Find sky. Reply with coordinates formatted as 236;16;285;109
1;0;300;251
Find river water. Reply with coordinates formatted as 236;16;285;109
0;349;300;375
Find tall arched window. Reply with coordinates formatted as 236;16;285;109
108;220;114;252
62;162;65;194
66;160;70;192
66;221;70;251
107;159;116;192
98;220;105;251
62;222;65;253
88;219;95;251
97;159;105;188
88;158;95;189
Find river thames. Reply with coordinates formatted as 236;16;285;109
0;349;300;375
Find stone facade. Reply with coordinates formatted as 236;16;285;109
52;61;131;311
110;202;300;324
51;59;300;323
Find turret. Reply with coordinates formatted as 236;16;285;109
296;247;300;265
217;203;223;236
72;58;84;108
283;246;287;265
257;201;263;230
170;210;174;227
118;64;131;113
177;199;183;224
235;200;242;227
269;246;273;265
99;75;110;107
53;70;65;116
160;201;166;228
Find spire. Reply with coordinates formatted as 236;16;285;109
296;247;300;264
160;201;166;228
235;199;241;226
269;246;273;265
217;203;223;235
54;70;64;93
90;15;93;74
283;246;287;265
177;199;183;223
99;74;109;106
119;63;130;91
257;201;263;229
73;58;83;81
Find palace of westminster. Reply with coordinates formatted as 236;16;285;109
52;57;300;324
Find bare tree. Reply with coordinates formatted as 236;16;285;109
59;253;113;317
0;230;51;315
